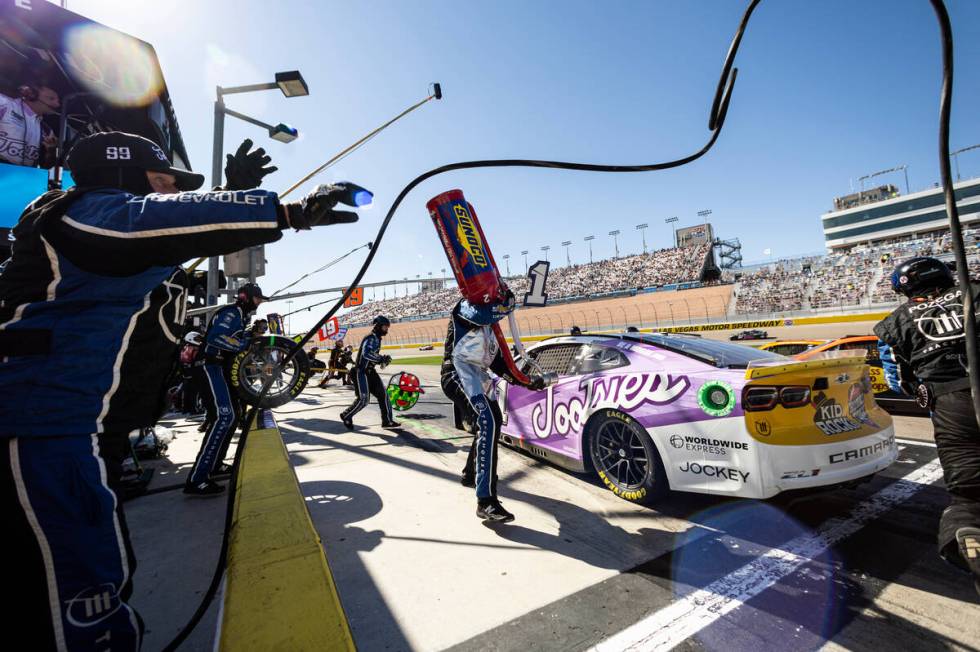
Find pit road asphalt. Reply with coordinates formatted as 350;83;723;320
133;362;978;652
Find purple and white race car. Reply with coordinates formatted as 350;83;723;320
496;333;898;504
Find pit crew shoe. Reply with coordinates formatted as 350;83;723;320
381;420;401;429
183;480;225;497
477;498;514;523
341;415;354;430
213;463;234;477
956;527;980;597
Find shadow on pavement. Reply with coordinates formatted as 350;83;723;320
301;479;412;652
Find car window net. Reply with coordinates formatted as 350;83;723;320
532;344;582;375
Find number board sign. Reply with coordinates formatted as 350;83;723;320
343;287;364;308
523;261;550;307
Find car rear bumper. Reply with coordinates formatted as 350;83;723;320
756;424;898;498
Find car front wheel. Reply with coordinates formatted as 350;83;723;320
587;409;667;505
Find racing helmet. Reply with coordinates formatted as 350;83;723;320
373;315;391;330
66;131;204;194
890;257;954;297
236;283;268;310
183;331;203;346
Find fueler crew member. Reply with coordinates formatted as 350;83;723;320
444;289;545;523
185;282;267;496
341;316;399;429
875;256;980;595
0;130;369;650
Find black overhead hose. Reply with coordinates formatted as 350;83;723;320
163;1;977;647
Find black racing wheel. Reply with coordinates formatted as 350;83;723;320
587;409;667;504
229;336;311;408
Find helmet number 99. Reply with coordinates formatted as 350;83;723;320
105;146;131;160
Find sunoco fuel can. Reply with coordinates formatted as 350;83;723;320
427;189;504;305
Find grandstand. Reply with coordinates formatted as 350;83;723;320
733;228;980;314
341;243;714;327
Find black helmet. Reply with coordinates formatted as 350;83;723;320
66;131;204;192
236;283;268;307
570;326;582;336
890;257;954;297
625;326;639;333
373;315;391;329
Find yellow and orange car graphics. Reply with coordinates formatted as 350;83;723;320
742;352;892;446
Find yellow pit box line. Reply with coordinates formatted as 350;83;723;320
219;411;355;651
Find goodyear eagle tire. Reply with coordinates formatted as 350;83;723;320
229;337;311;408
587;409;667;505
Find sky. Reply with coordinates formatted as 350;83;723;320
65;0;980;332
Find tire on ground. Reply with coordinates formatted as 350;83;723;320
586;408;668;505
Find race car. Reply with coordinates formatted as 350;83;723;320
757;339;827;356
794;335;927;415
730;329;769;341
496;332;897;505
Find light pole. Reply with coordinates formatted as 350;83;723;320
541;245;550;262
561;240;572;265
608;230;620;258
635;223;648;253
521;250;529;273
208;71;309;306
952;144;980;181
584;235;595;264
665;216;678;247
441;268;447;286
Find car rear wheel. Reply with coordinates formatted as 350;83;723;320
587;410;667;505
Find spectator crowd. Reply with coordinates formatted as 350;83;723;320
343;243;712;325
734;228;980;314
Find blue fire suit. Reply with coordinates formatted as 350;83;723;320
187;304;251;487
0;185;285;650
341;330;394;425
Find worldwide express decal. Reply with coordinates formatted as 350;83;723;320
530;372;689;439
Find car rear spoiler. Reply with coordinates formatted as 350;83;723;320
745;350;867;380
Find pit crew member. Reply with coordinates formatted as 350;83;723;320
874;256;980;594
0;130;368;650
340;316;399;429
446;290;545;523
185;282;266;496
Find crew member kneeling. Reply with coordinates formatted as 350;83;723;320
875;256;980;595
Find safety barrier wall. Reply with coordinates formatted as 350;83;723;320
372;309;894;350
344;284;735;346
219;410;355;651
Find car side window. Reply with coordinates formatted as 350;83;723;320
574;345;629;374
838;341;875;360
528;344;586;376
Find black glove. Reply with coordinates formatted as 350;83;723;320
280;183;370;230
224;139;277;190
381;355;393;366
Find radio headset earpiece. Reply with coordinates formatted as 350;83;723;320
18;85;38;102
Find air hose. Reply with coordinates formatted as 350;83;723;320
164;1;975;648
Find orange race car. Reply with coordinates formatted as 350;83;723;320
794;335;926;415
